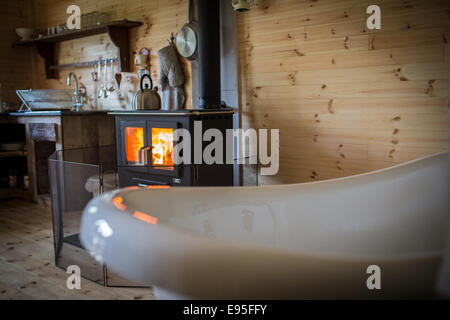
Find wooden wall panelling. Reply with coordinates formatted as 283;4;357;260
0;0;34;102
238;0;450;185
9;0;449;187
31;0;192;110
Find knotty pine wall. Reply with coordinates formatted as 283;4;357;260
237;0;450;184
0;0;34;102
30;0;192;110
6;0;449;185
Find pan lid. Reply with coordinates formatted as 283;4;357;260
176;24;197;60
175;0;197;61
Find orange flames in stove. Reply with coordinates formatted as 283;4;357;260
123;126;174;169
152;128;174;169
124;127;144;164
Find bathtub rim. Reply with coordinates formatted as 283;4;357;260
121;151;448;193
80;151;449;263
83;194;447;264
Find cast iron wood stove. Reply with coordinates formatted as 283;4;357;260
111;109;235;187
112;0;233;188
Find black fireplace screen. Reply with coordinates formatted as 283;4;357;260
49;145;257;286
49;146;118;285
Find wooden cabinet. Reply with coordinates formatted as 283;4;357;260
4;113;115;202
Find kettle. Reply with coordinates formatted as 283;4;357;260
132;74;161;110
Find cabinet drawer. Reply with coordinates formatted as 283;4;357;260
29;123;56;141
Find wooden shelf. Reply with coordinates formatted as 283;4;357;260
14;20;142;45
0;150;27;158
13;20;142;79
0;188;32;201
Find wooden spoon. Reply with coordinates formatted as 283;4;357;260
115;73;122;90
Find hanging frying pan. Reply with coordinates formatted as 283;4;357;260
176;0;198;61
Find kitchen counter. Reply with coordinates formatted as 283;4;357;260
1;111;116;202
108;108;236;116
10;110;110;116
9;108;237;117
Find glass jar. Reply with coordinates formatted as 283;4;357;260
81;13;88;29
96;12;108;25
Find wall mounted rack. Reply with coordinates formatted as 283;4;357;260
48;58;118;70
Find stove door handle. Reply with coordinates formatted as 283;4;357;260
144;146;152;166
138;146;153;165
138;146;146;165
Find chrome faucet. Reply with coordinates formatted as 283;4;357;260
67;72;85;111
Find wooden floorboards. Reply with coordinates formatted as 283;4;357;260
0;199;155;300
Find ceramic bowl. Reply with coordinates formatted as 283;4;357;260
15;28;37;40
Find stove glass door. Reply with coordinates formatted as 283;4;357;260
151;127;174;170
124;126;145;165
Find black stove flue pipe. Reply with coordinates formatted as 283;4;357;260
198;0;221;109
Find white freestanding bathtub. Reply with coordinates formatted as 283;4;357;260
80;152;449;299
